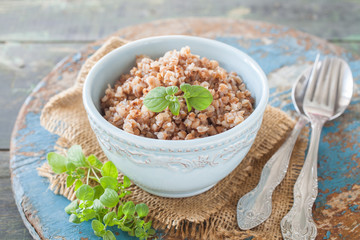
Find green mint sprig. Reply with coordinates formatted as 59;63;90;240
143;83;213;115
47;145;155;240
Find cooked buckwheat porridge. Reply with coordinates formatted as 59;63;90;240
101;47;254;140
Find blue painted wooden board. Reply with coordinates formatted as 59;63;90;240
10;18;360;239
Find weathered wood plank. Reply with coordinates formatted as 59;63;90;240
0;42;84;149
0;151;33;239
0;0;359;42
335;42;360;57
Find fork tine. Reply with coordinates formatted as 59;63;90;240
313;58;330;104
320;58;334;105
305;55;321;102
328;59;342;110
335;60;345;112
301;54;320;100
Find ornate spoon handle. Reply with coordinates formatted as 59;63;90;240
280;119;325;240
237;116;308;230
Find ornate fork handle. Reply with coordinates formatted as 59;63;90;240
237;116;308;230
280;117;326;240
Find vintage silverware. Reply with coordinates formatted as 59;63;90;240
236;56;321;230
281;57;353;240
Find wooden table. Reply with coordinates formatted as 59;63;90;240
1;1;360;239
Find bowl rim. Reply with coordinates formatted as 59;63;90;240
83;35;269;148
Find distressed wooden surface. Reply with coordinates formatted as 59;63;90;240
1;0;360;239
0;151;32;239
1;0;360;42
8;18;360;240
0;43;84;149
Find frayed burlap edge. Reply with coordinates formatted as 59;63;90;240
37;36;309;240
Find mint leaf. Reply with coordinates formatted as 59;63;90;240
87;155;103;169
144;221;153;231
66;175;76;188
120;225;132;232
67;145;87;167
82;200;94;208
143;86;170;112
65;200;78;214
82;208;96;220
180;84;213;111
92;199;104;212
148;228;156;235
187;85;213;111
74;179;83;191
76;168;86;176
136;220;145;228
66;162;76;172
180;83;193;111
117;205;124;218
180;83;192;93
103;212;117;226
135;203;149;218
100;176;118;190
123;176;131;188
169;100;180;115
93;185;105;199
94;230;105;238
101;161;118;179
123;201;135;216
103;230;116;240
76;184;94;201
47;152;67;174
100;189;119;208
92;219;105;237
135;227;144;238
184;96;192;111
69;213;81;224
165;86;178;95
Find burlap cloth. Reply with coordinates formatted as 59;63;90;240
38;37;309;240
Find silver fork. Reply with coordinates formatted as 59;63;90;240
280;57;344;240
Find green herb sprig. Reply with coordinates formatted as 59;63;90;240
47;145;155;240
143;83;213;115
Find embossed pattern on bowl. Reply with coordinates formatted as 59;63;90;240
83;36;268;197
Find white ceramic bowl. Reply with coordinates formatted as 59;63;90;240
83;35;268;198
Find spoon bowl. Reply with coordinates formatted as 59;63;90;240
294;59;353;120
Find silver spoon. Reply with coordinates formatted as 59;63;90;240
281;57;353;239
236;56;320;230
